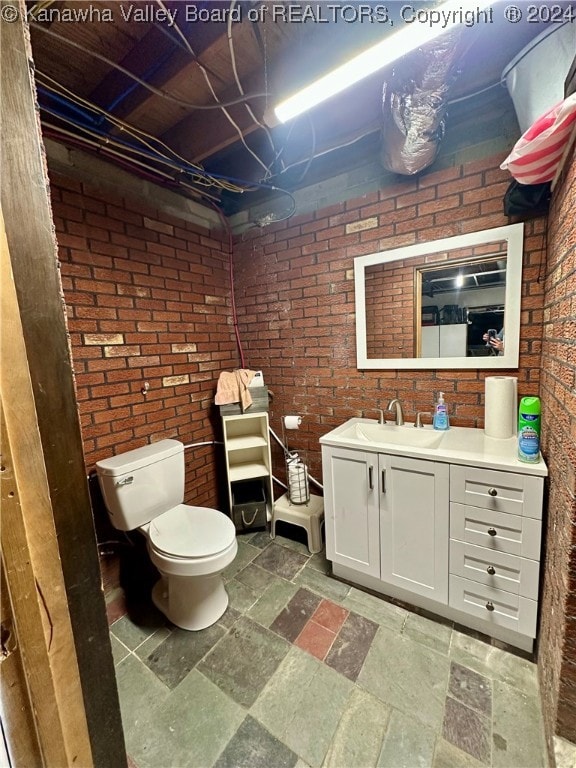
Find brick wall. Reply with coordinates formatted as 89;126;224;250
51;172;237;515
538;143;576;747
233;153;546;484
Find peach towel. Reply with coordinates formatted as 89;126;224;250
215;369;257;410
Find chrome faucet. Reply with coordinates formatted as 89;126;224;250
386;398;404;426
415;411;432;428
364;408;385;425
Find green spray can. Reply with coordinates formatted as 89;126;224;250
518;397;541;463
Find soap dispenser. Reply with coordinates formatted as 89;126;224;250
433;392;450;431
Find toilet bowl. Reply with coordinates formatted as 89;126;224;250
96;440;237;631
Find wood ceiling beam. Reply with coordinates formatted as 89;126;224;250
115;18;262;130
88;14;229;120
160;69;268;164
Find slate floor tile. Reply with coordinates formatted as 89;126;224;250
324;687;391;768
235;562;279;593
248;530;274;549
293;564;351;602
251;646;354;768
111;558;548;768
214;715;299;768
403;611;453;655
378;707;437;768
270;587;322;643
133;626;172;660
110;634;130;666
358;626;451;730
226;578;261;614
253;542;309;580
111;612;165;651
432;738;487;768
247;579;298;628
114;654;170;738
126;669;244;768
294;620;336;661
449;661;492;716
198;616;290;708
143;623;226;689
325;611;378;682
492;678;547;768
217;605;241;630
311;599;348;633
450;631;538;697
223;539;261;581
443;696;491;765
342;587;408;631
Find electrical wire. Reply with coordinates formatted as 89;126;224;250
447;80;502;106
227;0;276;156
37;66;297;221
30;23;268;112
204;198;247;368
37;72;245;194
154;0;271;176
42;122;221;203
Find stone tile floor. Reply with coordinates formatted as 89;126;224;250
108;530;552;768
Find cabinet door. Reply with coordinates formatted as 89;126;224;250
322;445;380;578
380;455;449;603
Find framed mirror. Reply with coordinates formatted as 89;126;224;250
355;223;524;369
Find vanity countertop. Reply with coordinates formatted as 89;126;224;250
320;418;548;477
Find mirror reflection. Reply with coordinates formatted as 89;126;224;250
418;250;506;359
355;224;524;370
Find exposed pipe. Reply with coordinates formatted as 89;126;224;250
380;30;463;175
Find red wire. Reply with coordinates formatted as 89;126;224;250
206;199;246;369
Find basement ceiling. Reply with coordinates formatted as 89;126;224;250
26;1;573;216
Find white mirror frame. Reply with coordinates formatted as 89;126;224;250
355;223;524;370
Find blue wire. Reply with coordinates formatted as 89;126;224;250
38;86;101;125
105;49;173;114
39;90;296;213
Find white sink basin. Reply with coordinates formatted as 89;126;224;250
344;422;445;449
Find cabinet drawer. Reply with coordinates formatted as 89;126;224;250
450;466;543;519
450;503;541;560
449;540;540;599
449;576;537;637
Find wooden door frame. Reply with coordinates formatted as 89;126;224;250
0;3;126;764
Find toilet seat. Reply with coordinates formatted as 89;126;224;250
148;504;236;560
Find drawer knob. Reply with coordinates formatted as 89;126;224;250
486;601;495;612
487;527;497;537
487;565;496;575
488;487;498;497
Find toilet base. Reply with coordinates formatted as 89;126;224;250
152;572;229;631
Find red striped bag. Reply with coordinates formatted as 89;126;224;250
500;93;576;185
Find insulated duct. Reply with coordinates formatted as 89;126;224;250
380;31;463;175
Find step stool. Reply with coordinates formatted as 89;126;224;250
271;493;324;554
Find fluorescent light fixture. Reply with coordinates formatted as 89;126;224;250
455;273;464;288
274;1;495;123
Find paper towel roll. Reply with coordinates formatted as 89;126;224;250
485;377;518;439
284;415;302;430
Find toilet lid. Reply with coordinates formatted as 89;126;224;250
148;505;236;559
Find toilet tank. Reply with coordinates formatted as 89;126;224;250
96;439;185;531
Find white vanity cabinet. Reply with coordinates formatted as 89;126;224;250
322;446;380;577
321;446;449;601
448;465;542;638
379;454;449;603
320;421;547;652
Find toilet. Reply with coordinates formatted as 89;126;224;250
96;439;237;631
